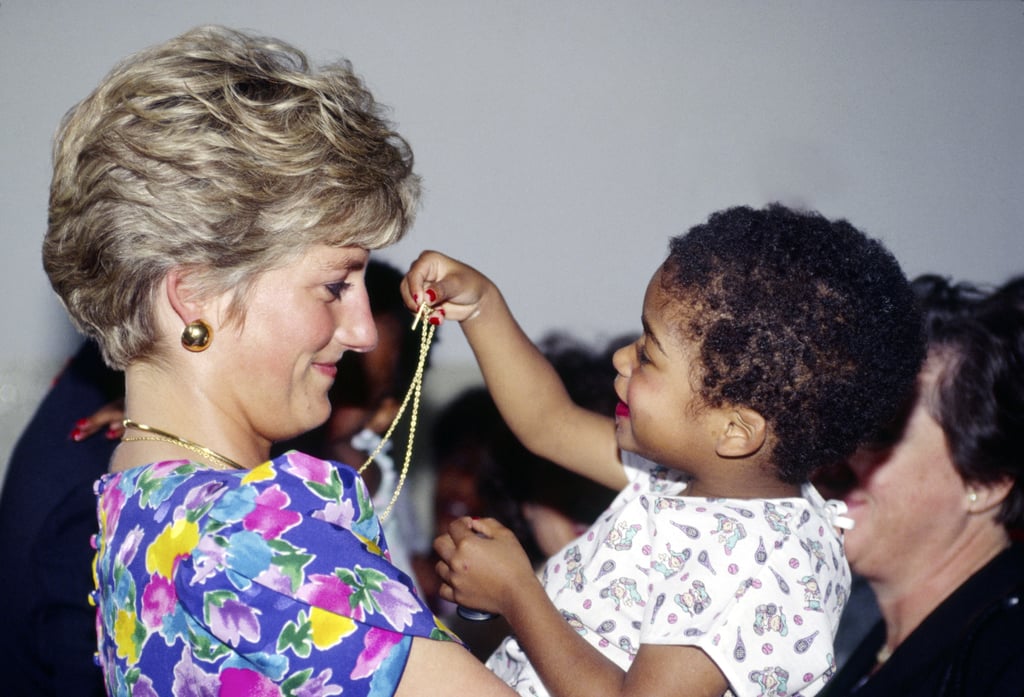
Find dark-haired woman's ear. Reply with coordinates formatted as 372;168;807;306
966;478;1014;516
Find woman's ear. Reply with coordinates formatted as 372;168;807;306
165;268;204;325
967;477;1014;516
715;407;767;458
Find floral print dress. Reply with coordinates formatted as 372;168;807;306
92;451;456;697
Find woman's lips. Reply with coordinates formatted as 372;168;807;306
615;402;630;419
314;362;338;379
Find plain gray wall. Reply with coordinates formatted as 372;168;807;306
2;1;1023;477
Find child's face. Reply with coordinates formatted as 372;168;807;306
612;268;720;474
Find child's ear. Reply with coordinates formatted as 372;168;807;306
716;407;767;458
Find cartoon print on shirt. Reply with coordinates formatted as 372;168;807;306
734;576;762;600
600;577;644;610
797;575;823;611
762;501;792;540
753;603;789;636
559;610;587;634
748;666;789;697
712;513;746;554
561;545;586;592
801;537;828;573
673;579;711;617
605;521;642;551
651;544;690;578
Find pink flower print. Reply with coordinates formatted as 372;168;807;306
208;596;261;646
191;535;228;584
374;578;421;629
293;669;343;697
283;451;333;485
351;627;402;680
115;525;144;568
129;674;159;697
150;459;186;477
171;645;220;696
141;574;177;629
219;667;282;697
297;574;358;620
182;479;229;511
313;498;357;529
244;485;301;540
254;564;296;595
100;482;125;538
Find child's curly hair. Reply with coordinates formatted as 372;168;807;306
663;204;924;483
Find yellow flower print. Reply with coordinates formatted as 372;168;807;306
145;518;199;579
309;606;357;649
114;609;142;663
242;462;275;485
353;531;382;556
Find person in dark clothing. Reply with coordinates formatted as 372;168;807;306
0;341;121;697
818;275;1024;697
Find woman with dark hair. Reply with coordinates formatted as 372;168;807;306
819;275;1024;696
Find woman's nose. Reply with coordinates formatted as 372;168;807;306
336;289;378;353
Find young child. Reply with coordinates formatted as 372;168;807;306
403;204;924;697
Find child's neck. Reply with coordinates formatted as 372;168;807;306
685;475;801;500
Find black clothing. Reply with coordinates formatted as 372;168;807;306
821;543;1024;697
0;343;121;697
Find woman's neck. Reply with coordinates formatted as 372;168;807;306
870;522;1010;652
113;362;269;472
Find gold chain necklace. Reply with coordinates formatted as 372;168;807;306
358;301;436;521
121;419;246;471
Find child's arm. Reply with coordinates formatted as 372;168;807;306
403;250;626;489
436;517;730;697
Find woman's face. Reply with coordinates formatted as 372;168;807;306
212;244;378;444
839;356;970;581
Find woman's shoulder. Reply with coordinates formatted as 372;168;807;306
98;452;372;524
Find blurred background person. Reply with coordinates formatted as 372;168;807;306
0;341;120;697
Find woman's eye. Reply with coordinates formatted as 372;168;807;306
325;281;351;300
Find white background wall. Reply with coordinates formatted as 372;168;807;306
2;1;1023;477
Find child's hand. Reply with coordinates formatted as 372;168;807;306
70;398;126;441
401;251;496;325
433;517;536;617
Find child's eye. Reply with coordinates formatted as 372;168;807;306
325;281;351;300
636;343;651;365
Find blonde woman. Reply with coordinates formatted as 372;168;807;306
44;25;516;697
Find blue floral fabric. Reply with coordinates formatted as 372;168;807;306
93;451;456;697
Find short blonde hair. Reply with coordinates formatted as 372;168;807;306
44;25;420;368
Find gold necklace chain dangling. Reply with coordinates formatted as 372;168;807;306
359;301;436;521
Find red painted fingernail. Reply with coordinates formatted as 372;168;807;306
425;288;437;303
105;426;121;440
438;308;446;317
75;418;89;428
429;316;441;326
70;427;84;442
412;293;419;303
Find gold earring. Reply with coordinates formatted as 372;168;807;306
181;319;213;352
